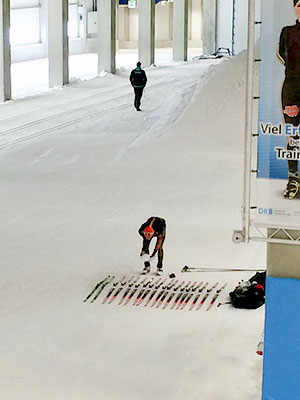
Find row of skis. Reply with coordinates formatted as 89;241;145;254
84;275;228;311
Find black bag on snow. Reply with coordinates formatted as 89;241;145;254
229;272;266;309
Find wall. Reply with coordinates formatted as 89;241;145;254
11;0;88;63
216;0;232;52
189;0;202;47
155;3;171;46
128;8;138;45
10;0;250;63
234;0;248;54
216;0;252;55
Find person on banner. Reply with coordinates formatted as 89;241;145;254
130;62;147;111
138;217;166;275
277;0;300;199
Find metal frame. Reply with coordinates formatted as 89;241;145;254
0;0;11;102
238;0;300;246
250;222;300;244
231;0;236;55
242;0;255;243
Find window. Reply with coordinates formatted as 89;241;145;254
10;1;40;46
11;0;39;7
69;1;84;39
68;4;79;38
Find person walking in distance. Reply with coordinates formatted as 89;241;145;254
130;62;147;111
138;217;166;275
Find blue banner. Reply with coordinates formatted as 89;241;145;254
256;0;300;225
258;0;296;179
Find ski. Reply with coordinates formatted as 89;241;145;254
182;266;265;273
133;277;155;305
83;275;113;302
144;278;167;307
102;276;127;304
90;275;115;303
135;278;161;306
206;282;228;311
256;340;264;356
189;282;208;311
118;276;140;305
170;281;192;310
175;281;198;310
123;277;147;306
162;280;186;310
106;276;134;304
150;279;173;308
196;282;219;310
256;330;264;356
156;280;179;309
180;281;203;310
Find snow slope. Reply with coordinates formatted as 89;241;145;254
0;50;266;400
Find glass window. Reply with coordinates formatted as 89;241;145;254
11;0;40;8
68;4;79;38
10;7;40;46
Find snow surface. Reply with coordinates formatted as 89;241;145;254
0;49;266;400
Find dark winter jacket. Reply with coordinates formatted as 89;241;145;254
138;217;166;238
278;20;300;79
130;67;147;88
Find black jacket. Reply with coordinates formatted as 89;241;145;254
278;20;300;79
130;67;147;88
138;217;166;238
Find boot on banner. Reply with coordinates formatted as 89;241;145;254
284;171;300;199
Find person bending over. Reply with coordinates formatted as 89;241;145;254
138;217;166;274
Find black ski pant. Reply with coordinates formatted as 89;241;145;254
282;79;300;174
133;87;144;110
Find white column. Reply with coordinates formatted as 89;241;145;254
202;0;216;54
0;0;11;102
48;0;69;88
138;0;155;67
173;0;188;61
98;0;116;74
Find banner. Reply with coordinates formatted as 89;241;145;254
256;0;300;227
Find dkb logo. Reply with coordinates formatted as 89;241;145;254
258;208;273;215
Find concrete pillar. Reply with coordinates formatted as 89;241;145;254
202;0;216;54
48;0;69;87
262;228;300;399
98;0;116;74
0;0;11;102
169;3;173;41
173;0;188;61
138;0;155;67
